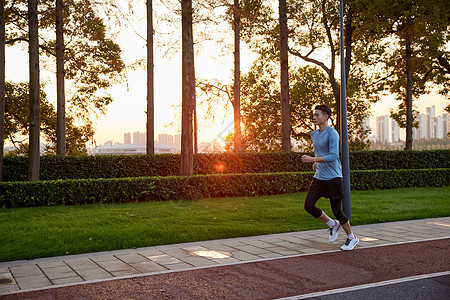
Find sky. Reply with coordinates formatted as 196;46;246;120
4;2;448;147
91;21;449;146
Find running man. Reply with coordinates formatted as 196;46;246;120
301;104;359;251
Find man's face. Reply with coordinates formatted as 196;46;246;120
313;109;328;126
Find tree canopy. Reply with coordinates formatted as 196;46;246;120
4;81;93;155
234;0;383;150
3;0;447;155
235;57;370;152
4;0;125;154
234;0;448;151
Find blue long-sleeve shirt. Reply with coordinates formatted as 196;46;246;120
311;126;342;180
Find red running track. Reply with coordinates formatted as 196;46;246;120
3;238;449;300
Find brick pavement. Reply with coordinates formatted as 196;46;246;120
1;217;449;296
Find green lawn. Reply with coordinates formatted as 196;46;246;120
1;186;449;262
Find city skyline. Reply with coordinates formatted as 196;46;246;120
371;106;448;144
96;103;449;147
98;132;226;154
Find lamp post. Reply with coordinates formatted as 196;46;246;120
340;0;351;218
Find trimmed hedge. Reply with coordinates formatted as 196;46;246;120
1;168;448;208
2;153;308;181
349;150;450;170
2;155;179;182
3;150;449;181
350;169;450;190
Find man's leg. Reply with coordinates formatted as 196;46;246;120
316;210;341;243
304;189;323;220
330;198;348;228
341;221;352;235
305;179;331;220
305;179;340;242
328;178;359;250
340;222;359;250
317;211;332;223
330;199;359;250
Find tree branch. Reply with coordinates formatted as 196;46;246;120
288;47;332;77
437;55;450;74
364;71;395;89
6;37;56;57
322;0;335;73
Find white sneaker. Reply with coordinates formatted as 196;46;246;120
329;220;341;243
341;237;359;251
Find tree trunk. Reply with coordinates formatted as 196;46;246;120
180;0;194;175
330;74;341;133
405;30;413;150
146;0;155;155
194;87;198;154
233;0;242;153
56;0;65;156
28;0;40;181
344;10;354;83
0;0;5;181
193;58;197;155
279;0;290;152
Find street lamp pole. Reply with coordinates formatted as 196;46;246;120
340;0;351;218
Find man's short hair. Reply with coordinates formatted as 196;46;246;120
315;104;332;117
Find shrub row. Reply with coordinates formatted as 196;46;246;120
1;168;448;208
3;150;449;182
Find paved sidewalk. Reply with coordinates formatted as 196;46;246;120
1;217;449;296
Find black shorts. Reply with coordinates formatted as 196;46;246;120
308;177;344;200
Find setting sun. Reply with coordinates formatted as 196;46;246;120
214;161;226;173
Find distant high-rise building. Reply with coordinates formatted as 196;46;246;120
362;116;372;142
426;106;436;118
133;132;139;144
429;116;443;139
362;115;370;131
426;106;435;139
434;116;444;139
174;134;181;151
413;123;419;140
443;113;449;137
414;114;428;140
124;132;131;144
391;119;400;142
133;132;146;145
158;134;174;147
376;116;389;143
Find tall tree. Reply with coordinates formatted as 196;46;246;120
240;0;384;144
180;0;195;175
286;0;343;133
404;27;413;150
233;0;242;153
56;0;65;155
146;0;154;155
0;0;5;181
155;1;243;152
28;0;40;181
193;73;198;154
378;0;450;150
279;0;290;152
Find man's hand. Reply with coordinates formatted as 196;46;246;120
312;162;317;171
301;155;315;163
